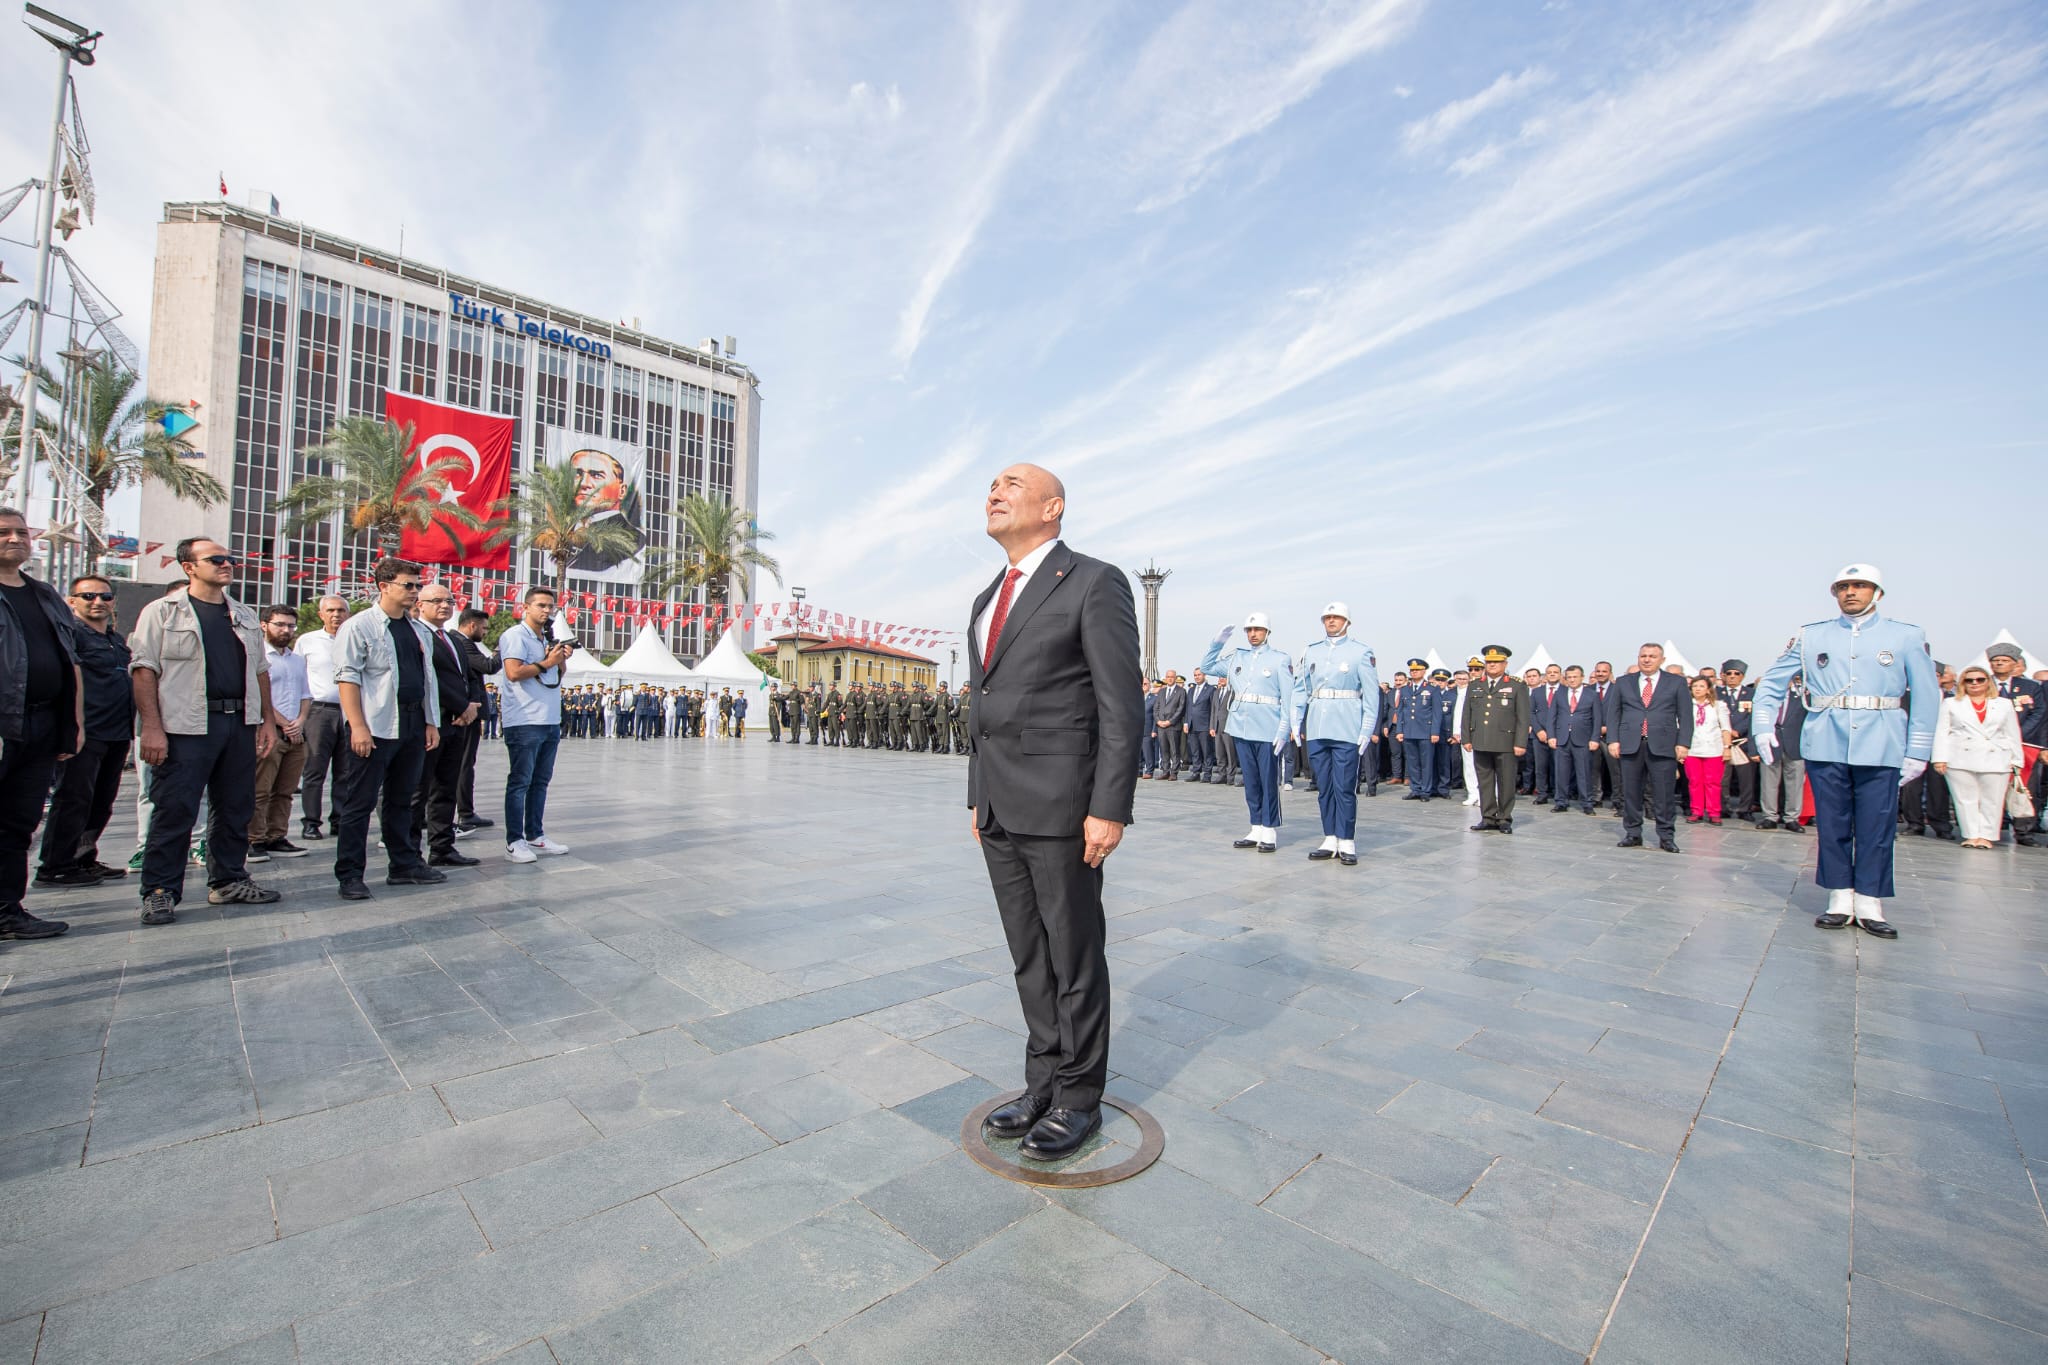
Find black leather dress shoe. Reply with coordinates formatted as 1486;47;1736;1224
1552;804;1569;813
429;851;481;867
386;867;448;886
1814;912;1851;929
1401;793;1422;801
1232;837;1258;849
1337;851;1358;866
1787;822;1809;835
338;879;373;901
1256;842;1276;854
1617;836;1643;848
1659;837;1680;853
1469;821;1494;832
2017;834;2043;848
1498;822;1513;835
1856;918;1899;939
1019;1106;1101;1161
1755;819;1778;830
461;815;495;828
985;1093;1050;1139
1307;848;1335;861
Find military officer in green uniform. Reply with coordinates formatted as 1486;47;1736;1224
823;684;843;746
1463;645;1531;834
881;682;902;749
952;684;971;753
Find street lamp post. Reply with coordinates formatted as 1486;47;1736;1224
11;5;102;511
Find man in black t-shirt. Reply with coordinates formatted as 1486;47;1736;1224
0;507;83;940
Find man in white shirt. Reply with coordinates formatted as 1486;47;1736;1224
248;605;312;861
294;595;349;839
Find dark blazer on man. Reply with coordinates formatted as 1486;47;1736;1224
1552;684;1600;747
966;539;1142;1112
1606;670;1688;757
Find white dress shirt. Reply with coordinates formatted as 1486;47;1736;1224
264;642;311;723
296;627;342;702
975;538;1058;660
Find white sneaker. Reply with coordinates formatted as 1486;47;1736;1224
505;840;538;864
526;836;571;857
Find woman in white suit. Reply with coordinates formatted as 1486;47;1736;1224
1933;667;2025;848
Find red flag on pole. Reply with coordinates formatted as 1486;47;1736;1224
385;392;513;570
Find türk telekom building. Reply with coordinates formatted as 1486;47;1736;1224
139;201;762;660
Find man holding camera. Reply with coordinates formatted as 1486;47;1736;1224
497;586;574;864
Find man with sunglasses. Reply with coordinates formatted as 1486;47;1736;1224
329;558;444;900
129;538;284;925
35;575;135;889
0;507;85;941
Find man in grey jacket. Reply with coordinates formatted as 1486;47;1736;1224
1152;670;1187;780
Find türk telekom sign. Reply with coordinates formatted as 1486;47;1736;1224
448;292;613;360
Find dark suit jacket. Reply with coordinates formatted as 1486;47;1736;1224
967;541;1143;837
428;627;479;722
1552;685;1600;745
1606;671;1688;757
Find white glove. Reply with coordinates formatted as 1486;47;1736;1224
1899;757;1927;787
1753;733;1777;767
1358;740;1371;758
1274;735;1290;756
1213;624;1235;646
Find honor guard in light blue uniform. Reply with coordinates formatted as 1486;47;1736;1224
1753;563;1936;940
1288;602;1380;866
1199;612;1294;852
1395;660;1445;799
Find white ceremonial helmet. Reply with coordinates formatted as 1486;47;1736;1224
1830;563;1884;593
1321;601;1350;621
1243;611;1271;630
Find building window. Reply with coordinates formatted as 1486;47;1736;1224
287;275;344;581
446;315;486;409
398;302;439;397
610;364;641;445
572;353;606;434
489;330;526;454
347;290;392;417
230;259;289;564
678;382;706;495
709;391;735;498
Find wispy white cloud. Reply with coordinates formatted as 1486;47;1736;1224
1400;66;1552;154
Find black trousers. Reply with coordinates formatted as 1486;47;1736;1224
980;813;1110;1110
0;707;64;909
457;720;483;820
39;736;130;875
143;711;257;903
1473;749;1517;826
333;708;428;883
1620;747;1679;841
1899;769;1953;833
1724;752;1758;816
410;719;469;859
299;701;345;831
1596;740;1623;807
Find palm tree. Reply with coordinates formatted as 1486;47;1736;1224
491;459;642;605
280;415;485;557
645;493;782;608
4;358;223;553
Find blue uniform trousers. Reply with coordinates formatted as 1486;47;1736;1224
1402;739;1437;797
1188;729;1214;777
1142;731;1162;775
1307;740;1359;838
1436;735;1460;791
1808;760;1899;898
1235;738;1282;826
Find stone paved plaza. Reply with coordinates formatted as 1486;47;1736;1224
1;735;2046;1363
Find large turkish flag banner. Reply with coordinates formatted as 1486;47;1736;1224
385;392;513;570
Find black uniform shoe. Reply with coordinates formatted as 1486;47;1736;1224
1617;836;1643;848
1498;822;1514;835
1256;842;1277;853
1469;821;1495;832
0;906;70;939
337;879;373;901
32;867;102;888
1364;785;1378;797
1659;837;1680;853
1307;848;1335;861
300;824;325;840
1755;819;1778;830
1552;804;1569;813
985;1093;1051;1139
1337;851;1358;865
1856;918;1899;938
1402;793;1423;801
1814;912;1852;929
386;867;448;886
1019;1106;1102;1161
429;851;481;867
1232;838;1259;849
1788;822;1810;835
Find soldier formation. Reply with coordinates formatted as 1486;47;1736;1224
762;680;972;753
555;684;753;739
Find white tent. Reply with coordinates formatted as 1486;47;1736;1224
607;623;697;686
1423;648;1446;672
692;626;767;693
1661;640;1696;675
561;647;612;680
1525;642;1558;675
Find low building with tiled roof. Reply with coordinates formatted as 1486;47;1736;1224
768;631;942;690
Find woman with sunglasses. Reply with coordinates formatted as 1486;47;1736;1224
1932;668;2024;849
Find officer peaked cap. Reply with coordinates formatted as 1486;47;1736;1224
1481;645;1511;662
1429;668;1451;681
1406;657;1428;669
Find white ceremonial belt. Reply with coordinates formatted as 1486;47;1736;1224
1237;693;1281;705
1808;695;1901;711
1313;688;1362;699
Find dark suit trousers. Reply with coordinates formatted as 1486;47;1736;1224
334;709;428;883
1620;747;1678;840
1597;742;1622;807
979;815;1110;1110
410;720;469;858
457;721;483;820
1555;744;1595;809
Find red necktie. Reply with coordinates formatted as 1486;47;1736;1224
1641;675;1653;737
983;568;1023;667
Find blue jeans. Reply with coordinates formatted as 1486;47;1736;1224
502;723;560;845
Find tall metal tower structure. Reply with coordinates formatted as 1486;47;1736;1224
1136;561;1170;680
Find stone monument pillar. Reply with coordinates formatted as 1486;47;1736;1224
1136;561;1170;681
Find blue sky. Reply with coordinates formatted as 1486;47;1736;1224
3;0;2043;676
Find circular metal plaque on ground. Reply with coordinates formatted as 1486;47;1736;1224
959;1093;1165;1189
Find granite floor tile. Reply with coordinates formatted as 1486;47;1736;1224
0;1050;101;1141
83;1053;260;1162
1455;1155;1653;1267
855;1149;1045;1261
1067;1273;1323;1364
1849;1273;2048;1364
1852;1165;2048;1338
